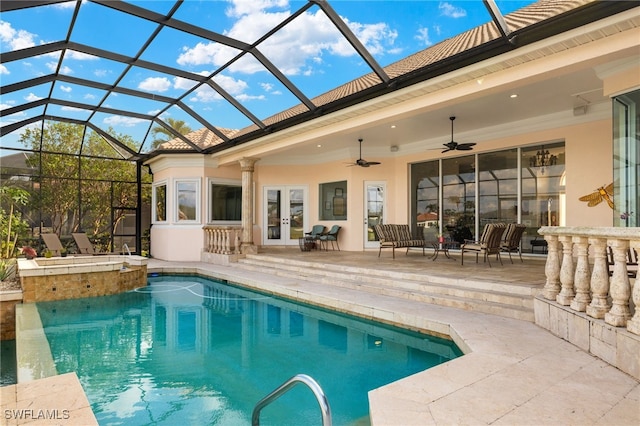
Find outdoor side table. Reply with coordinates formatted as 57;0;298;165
427;240;456;261
299;236;316;252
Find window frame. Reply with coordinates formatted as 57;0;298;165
206;177;243;225
174;178;201;224
152;180;168;224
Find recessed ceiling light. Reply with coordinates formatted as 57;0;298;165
510;94;518;98
316;144;322;148
390;125;396;129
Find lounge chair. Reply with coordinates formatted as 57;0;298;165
72;232;114;255
461;223;506;267
500;223;527;263
319;225;341;251
41;233;64;256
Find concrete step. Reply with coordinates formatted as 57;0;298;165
235;254;535;321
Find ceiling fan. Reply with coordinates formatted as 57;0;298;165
440;116;476;153
348;138;381;167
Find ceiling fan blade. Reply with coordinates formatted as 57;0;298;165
456;143;476;151
441;148;452;153
367;161;381;166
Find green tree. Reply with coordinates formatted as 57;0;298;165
19;122;151;251
151;118;191;149
0;185;30;258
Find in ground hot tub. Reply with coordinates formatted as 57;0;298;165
17;255;148;302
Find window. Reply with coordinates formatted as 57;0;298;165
410;143;566;247
208;179;242;223
320;181;347;220
153;181;167;222
175;179;200;222
613;89;639;227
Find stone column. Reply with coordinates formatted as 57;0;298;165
605;238;632;327
626;239;640;335
542;234;561;300
556;235;576;305
239;157;259;255
570;236;591;312
586;237;611;319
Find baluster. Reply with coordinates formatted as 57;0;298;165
604;239;632;327
542;235;561;300
625;240;639;335
570;236;591;311
214;229;221;253
586;238;610;319
224;229;231;254
234;231;241;255
556;235;576;305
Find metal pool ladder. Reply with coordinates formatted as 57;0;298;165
251;374;332;426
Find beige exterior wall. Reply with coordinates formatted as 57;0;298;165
147;116;618;259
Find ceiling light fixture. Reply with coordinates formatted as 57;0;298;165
529;145;557;175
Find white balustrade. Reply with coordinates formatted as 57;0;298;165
203;225;242;255
538;226;639;335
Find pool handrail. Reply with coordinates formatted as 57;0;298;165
251;373;332;426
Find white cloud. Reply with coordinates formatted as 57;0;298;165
103;115;146;127
236;93;265;102
59;65;73;75
0;21;37;51
0;101;16;110
65;50;99;60
212;74;248;95
25;93;42;102
84;93;96;100
415;27;432;47
439;2;467;18
177;1;397;76
94;69;109;77
60;85;72;93
61;106;85;112
138;77;171;92
0;64;9;75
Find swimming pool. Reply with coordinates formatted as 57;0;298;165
36;275;462;425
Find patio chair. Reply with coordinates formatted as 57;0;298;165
319;225;341;251
72;232;114;255
304;225;326;250
461;223;506;267
41;233;64;256
500;223;527;263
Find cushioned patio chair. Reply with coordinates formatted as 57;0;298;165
304;225;326;250
41;233;64;256
319;225;341;251
461;223;506;267
500;223;527;263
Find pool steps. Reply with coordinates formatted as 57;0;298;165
234;254;538;321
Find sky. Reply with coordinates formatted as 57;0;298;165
0;0;535;155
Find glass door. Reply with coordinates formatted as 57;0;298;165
364;181;386;249
263;186;308;246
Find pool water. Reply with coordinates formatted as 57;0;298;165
36;275;462;425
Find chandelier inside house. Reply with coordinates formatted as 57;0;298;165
529;146;557;174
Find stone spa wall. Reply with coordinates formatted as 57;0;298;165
18;256;148;303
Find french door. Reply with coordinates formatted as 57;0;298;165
263;186;308;246
364;181;386;249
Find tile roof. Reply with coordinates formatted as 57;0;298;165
158;0;594;153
